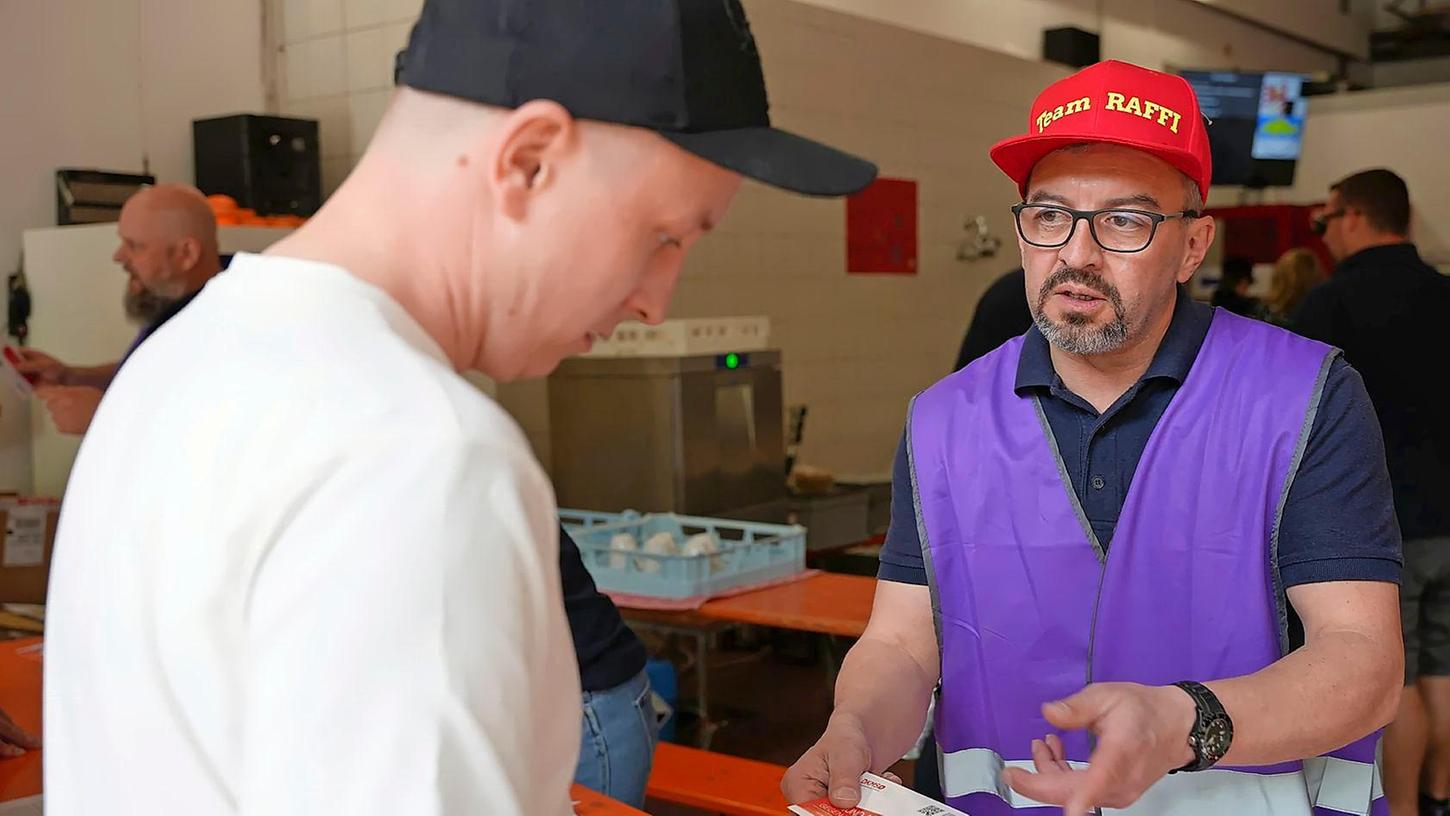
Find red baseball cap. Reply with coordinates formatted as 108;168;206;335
990;60;1212;204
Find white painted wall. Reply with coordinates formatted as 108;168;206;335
0;0;266;492
789;0;1354;72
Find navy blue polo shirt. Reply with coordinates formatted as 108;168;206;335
880;289;1402;589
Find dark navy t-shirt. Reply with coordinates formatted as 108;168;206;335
880;290;1402;589
559;527;647;692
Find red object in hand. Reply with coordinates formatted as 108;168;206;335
2;347;37;385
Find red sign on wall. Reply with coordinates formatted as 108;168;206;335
846;177;918;275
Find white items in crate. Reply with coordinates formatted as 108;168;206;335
562;509;805;599
608;530;725;575
580;316;769;357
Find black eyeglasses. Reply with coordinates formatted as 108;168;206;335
1011;203;1204;254
1311;209;1346;236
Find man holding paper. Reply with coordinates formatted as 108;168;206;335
784;61;1403;816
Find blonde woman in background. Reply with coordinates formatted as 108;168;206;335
1266;247;1325;325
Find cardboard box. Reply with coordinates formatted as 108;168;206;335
0;498;61;604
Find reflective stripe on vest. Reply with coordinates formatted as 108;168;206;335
941;746;1384;816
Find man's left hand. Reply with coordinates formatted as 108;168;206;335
1002;682;1198;816
35;385;103;435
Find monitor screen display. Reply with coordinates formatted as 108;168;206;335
1180;70;1309;187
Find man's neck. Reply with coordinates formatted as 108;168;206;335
1049;303;1175;414
262;161;485;372
184;260;222;295
1343;234;1410;261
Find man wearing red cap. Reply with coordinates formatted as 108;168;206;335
784;61;1402;816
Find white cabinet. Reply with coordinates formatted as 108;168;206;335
15;224;291;496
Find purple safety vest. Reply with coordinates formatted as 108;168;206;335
908;310;1384;816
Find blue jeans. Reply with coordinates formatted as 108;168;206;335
574;670;660;809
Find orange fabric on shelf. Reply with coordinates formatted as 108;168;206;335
698;572;876;638
0;637;42;803
205;194;238;213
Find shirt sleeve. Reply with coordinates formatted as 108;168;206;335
240;433;578;816
878;428;930;585
1277;356;1403;587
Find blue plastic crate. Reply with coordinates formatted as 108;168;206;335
559;508;640;534
568;512;807;599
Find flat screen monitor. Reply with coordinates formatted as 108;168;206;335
1180;70;1309;188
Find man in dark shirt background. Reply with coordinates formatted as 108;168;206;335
559;526;656;808
953;268;1032;371
1295;168;1450;816
1211;255;1265;319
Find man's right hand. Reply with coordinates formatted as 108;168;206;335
782;713;875;808
12;348;69;386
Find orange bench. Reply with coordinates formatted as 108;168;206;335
646;742;789;816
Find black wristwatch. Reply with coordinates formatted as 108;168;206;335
1169;681;1233;773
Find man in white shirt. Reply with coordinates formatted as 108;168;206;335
42;1;875;815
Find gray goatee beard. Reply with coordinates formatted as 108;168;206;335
124;286;178;324
1032;266;1130;356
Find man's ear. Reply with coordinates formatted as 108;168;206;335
1178;216;1217;284
173;236;203;274
491;99;578;222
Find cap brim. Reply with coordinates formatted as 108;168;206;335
662;127;878;197
989;133;1208;201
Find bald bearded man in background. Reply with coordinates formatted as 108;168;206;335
16;183;221;434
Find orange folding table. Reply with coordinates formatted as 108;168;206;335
622;572;877;747
697;572;875;637
0;637;41;806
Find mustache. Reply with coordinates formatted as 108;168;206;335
1036;266;1125;314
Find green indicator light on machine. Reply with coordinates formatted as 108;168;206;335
724;353;741;369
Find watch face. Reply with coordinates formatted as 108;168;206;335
1202;717;1233;758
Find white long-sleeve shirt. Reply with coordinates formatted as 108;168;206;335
43;253;579;815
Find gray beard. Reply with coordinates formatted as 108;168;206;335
1034;309;1130;355
124;286;177;324
1032;266;1131;356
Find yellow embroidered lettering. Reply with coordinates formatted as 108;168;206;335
1167;111;1181;133
1125;96;1143;116
1036;97;1093;132
1142;101;1160;121
1106;92;1126;111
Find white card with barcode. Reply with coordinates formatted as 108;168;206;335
2;505;48;567
788;772;970;815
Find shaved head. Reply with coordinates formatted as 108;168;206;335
126;184;220;256
271;87;742;379
113;183;222;323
